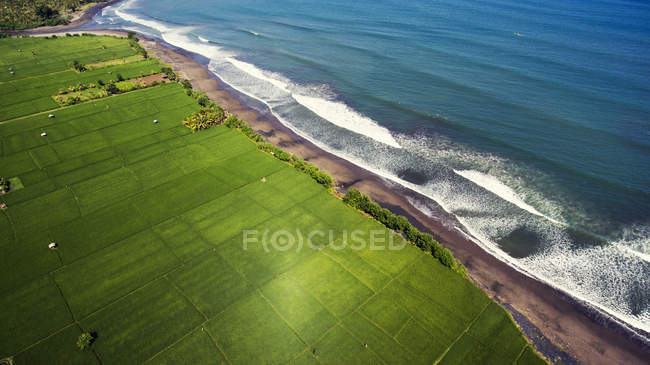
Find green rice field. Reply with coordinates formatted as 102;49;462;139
0;35;546;364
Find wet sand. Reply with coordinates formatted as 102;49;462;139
25;24;650;365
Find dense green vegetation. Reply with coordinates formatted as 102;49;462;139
76;332;93;350
0;175;9;193
0;35;545;364
54;76;164;106
0;0;103;30
344;189;464;274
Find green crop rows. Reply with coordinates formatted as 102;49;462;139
0;36;545;364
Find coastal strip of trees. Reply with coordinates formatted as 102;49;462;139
343;188;465;274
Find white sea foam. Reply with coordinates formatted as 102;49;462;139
114;2;172;33
225;57;291;92
222;56;401;147
454;169;561;224
616;224;650;262
412;179;650;336
292;94;401;148
520;241;650;334
198;36;209;43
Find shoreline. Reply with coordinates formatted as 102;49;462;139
21;20;650;365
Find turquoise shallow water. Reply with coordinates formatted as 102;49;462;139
86;0;650;334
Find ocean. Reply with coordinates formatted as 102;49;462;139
85;0;650;336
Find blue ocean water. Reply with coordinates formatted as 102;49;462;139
87;0;650;334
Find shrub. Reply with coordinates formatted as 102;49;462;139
313;170;333;187
291;156;333;188
250;133;265;143
104;81;119;94
70;82;87;92
63;95;81;106
438;248;456;268
160;66;177;80
258;142;291;161
197;95;210;107
116;73;124;82
127;31;136;39
97;79;104;86
181;79;192;89
70;60;86;72
128;38;148;58
0;176;10;193
182;105;226;131
343;188;463;273
224;114;243;129
76;332;94;351
35;5;57;19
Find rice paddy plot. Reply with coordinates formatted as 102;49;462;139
205;291;306;365
288;253;374;318
143;327;228;365
168;251;254;318
12;324;100;365
0;275;73;356
260;274;338;345
79;278;204;364
53;229;179;318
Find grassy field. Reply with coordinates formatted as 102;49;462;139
0;35;545;364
